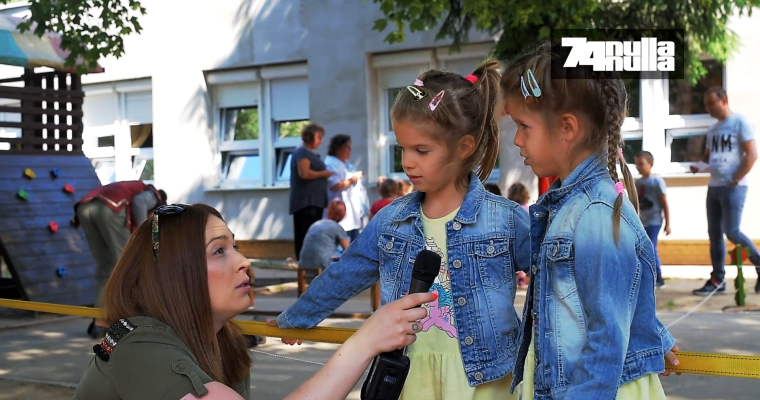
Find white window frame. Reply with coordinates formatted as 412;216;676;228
622;60;725;178
371;43;501;183
209;64;308;189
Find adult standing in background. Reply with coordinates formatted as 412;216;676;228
325;134;369;241
290;123;333;261
691;87;759;295
73;180;167;338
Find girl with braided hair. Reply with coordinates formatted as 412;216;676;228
501;42;680;399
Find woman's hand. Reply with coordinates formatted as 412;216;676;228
350;292;432;356
266;319;304;346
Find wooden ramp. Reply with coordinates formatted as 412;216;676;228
0;154;101;306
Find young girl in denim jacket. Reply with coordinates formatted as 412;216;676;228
274;59;530;399
501;43;679;399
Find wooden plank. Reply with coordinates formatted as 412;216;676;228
0;189;83;204
14;263;95;286
0;148;84;155
0;91;85;104
0;105;83;118
0;130;83;140
237;239;296;260
658;240;760;265
11;250;93;269
3;240;92;257
0;85;85;98
0;227;86;245
0;178;98;193
0;215;82;231
0;154;93;167
0;166;97;180
0;203;82;218
23;277;96;305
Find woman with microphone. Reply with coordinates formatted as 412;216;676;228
73;203;431;400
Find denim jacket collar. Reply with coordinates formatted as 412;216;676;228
391;173;486;224
536;154;609;212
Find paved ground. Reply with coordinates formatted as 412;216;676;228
0;270;758;400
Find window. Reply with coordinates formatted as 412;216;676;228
209;65;309;188
274;120;309;183
668;59;725;115
667;129;707;164
92;158;116;184
220;107;261;184
622;135;644;164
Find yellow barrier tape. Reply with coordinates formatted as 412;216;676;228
2;299;759;379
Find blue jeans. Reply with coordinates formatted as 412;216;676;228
706;186;760;281
644;224;662;280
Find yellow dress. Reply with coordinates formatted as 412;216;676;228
521;327;666;399
399;207;517;400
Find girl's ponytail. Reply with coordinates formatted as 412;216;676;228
471;59;503;182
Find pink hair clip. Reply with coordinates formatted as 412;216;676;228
618;148;625;160
615;182;625;195
464;74;478;84
414;79;424;87
429;90;445;111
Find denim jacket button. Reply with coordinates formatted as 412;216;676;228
452;260;462;269
486;245;495;255
474;372;484;381
385;242;393;250
457;297;467;306
464;336;474;345
553;244;558;256
532;265;538;275
452;221;462;231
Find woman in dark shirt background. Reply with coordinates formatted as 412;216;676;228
289;123;333;260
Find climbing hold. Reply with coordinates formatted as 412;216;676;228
23;168;36;179
56;267;67;278
51;168;60;178
17;189;29;200
63;183;75;193
49;221;59;233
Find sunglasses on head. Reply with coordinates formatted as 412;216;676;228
152;204;188;262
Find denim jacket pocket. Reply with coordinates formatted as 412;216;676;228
546;238;578;299
377;234;407;284
474;238;511;288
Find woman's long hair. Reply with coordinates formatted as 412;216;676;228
101;204;252;385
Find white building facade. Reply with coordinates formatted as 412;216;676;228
1;1;758;244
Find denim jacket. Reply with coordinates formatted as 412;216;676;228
278;175;531;386
511;155;676;399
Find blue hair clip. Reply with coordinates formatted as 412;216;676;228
520;76;531;99
526;69;541;98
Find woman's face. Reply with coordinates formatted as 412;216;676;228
205;216;253;324
337;140;352;161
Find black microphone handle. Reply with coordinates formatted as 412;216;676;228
407;279;435;298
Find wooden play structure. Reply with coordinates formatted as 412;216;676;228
0;17;103;306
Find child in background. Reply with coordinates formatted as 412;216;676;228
275;59;529;400
506;182;530;213
635;151;671;289
398;179;414;196
502;42;679;399
370;178;399;219
484;183;502;196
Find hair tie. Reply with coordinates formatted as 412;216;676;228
618;148;624;160
413;79;424;87
615;182;625;195
464;74;478;84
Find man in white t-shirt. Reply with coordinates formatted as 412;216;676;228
691;87;759;296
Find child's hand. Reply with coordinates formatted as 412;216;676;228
660;343;682;376
266;319;304;346
664;224;671;236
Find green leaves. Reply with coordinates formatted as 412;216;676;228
369;0;760;84
1;0;147;74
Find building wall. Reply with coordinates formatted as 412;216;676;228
2;0;757;243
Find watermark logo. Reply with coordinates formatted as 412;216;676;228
562;37;675;72
551;29;685;80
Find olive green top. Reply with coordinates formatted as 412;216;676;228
73;316;250;400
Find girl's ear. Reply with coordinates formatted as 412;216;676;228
558;113;581;143
458;135;476;160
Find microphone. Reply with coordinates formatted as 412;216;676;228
360;249;442;400
407;249;442;297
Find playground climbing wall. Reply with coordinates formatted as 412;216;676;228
0;154;101;305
